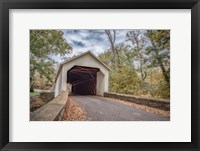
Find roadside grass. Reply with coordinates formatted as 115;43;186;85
30;92;39;97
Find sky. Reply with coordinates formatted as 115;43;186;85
54;29;132;63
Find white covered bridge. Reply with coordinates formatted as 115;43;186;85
53;51;110;97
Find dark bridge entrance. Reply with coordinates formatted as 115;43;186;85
67;66;99;95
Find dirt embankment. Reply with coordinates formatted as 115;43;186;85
30;96;46;112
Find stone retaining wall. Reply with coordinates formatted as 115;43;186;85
39;92;54;103
30;91;68;121
104;92;170;111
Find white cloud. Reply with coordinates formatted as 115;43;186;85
56;29;142;63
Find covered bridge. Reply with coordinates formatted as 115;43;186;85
53;51;110;97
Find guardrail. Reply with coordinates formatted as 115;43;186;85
104;92;170;111
30;91;68;121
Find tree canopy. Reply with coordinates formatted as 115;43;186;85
30;30;72;90
99;30;170;99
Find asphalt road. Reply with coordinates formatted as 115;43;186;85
71;95;169;121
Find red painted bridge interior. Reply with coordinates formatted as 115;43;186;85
67;66;99;95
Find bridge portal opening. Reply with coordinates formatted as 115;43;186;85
67;66;99;95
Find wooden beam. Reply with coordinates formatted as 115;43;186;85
72;78;95;86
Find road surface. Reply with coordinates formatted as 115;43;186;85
71;95;169;121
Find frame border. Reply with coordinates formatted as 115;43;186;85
0;0;199;150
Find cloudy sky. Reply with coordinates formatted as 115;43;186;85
60;29;131;58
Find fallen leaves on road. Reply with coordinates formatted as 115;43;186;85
62;97;87;121
103;97;170;118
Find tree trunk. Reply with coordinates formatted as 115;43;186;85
150;37;170;84
155;49;169;83
105;30;118;70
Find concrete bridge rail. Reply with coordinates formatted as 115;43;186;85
30;91;68;121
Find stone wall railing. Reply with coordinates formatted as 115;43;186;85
30;91;68;121
104;92;170;111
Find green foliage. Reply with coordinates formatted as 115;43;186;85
30;92;39;97
30;30;72;90
99;49;143;96
146;30;170;83
156;80;170;99
148;79;170;99
147;30;170;50
98;30;170;99
109;65;142;95
30;30;72;58
98;50;113;67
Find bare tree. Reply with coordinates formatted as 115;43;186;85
105;30;120;69
126;30;147;80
